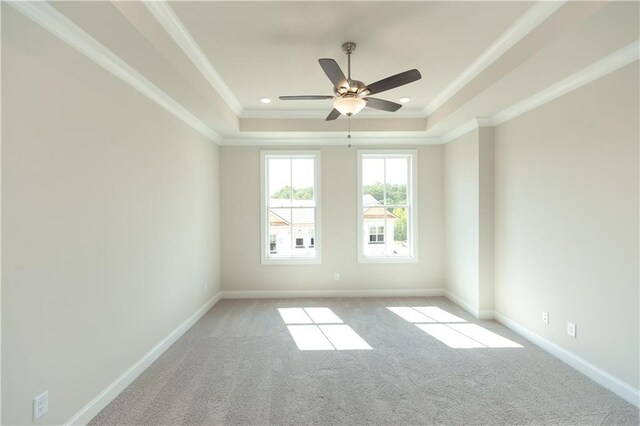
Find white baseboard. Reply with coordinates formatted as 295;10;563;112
493;311;640;408
443;290;494;320
221;288;444;299
65;292;223;425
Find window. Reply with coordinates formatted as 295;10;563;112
261;151;321;264
357;150;417;262
369;226;384;244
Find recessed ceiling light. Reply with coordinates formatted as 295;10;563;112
259;97;272;104
399;97;411;104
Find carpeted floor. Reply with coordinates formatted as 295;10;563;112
90;297;639;425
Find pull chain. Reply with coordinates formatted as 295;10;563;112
347;114;352;148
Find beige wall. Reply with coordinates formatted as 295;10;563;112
494;63;639;388
477;127;495;313
220;145;444;293
2;8;221;425
444;130;480;310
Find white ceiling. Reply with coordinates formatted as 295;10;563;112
15;1;640;143
170;1;532;112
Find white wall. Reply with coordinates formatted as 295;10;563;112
220;145;444;294
2;8;221;424
477;127;495;313
444;131;480;310
494;63;639;389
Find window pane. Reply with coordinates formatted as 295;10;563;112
384;157;408;206
362;158;384;206
292;158;314;204
268;158;292;205
268;208;291;257
389;207;410;256
292;208;315;257
363;208;387;256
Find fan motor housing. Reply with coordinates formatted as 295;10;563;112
334;79;367;96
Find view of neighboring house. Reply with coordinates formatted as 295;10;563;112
267;194;403;257
268;199;316;257
362;194;399;256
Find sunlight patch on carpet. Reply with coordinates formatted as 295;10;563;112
280;307;371;351
388;306;523;349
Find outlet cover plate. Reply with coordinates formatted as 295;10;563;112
33;391;48;421
567;321;577;338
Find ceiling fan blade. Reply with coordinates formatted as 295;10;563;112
279;95;334;100
326;108;341;121
365;69;422;96
319;58;348;88
364;97;402;112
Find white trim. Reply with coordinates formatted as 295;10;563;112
440;119;478;143
144;1;243;116
493;311;640;408
492;40;640;125
241;108;428;119
221;288;444;299
444;290;478;318
8;1;221;144
440;117;494;144
222;137;441;146
65;292;223;425
260;151;322;265
424;1;565;115
356;150;418;264
443;290;493;320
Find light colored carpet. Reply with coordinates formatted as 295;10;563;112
90;297;639;425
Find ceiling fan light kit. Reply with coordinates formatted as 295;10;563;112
333;96;366;116
279;41;422;122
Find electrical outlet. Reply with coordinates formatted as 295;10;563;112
33;391;48;421
542;311;549;324
567;321;577;338
334;273;340;281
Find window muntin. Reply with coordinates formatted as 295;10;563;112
369;226;384;244
262;152;321;264
358;150;417;262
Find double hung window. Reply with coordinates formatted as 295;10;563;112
357;150;417;262
261;152;321;264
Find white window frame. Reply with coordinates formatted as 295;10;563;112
357;149;418;263
261;151;321;265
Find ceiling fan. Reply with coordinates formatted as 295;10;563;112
279;42;421;121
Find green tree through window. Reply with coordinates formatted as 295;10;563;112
272;185;314;200
363;183;407;205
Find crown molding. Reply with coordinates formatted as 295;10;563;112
220;136;442;146
8;1;222;143
144;1;244;116
10;1;635;149
424;1;565;116
440;119;481;143
440;40;640;142
492;40;640;126
240;108;428;119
